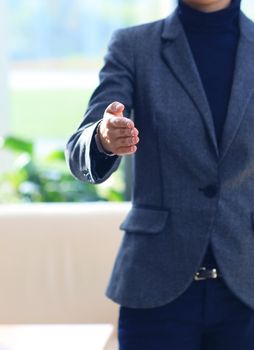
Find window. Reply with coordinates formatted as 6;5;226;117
9;0;176;140
1;0;176;202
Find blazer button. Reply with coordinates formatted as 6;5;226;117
198;184;218;198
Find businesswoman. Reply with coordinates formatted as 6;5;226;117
66;0;254;348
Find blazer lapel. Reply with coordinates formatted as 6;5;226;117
219;12;254;162
161;11;219;158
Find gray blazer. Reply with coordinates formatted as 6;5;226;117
66;9;254;309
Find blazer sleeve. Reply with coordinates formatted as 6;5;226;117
65;28;135;184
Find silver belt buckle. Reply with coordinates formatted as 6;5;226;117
194;267;218;281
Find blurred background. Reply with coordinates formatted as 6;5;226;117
0;1;254;349
0;0;179;204
0;0;252;204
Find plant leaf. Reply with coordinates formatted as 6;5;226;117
0;136;33;155
45;149;65;162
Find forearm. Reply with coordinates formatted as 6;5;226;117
66;28;135;184
65;120;121;184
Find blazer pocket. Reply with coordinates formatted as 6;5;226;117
120;207;170;234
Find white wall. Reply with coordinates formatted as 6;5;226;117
0;203;131;326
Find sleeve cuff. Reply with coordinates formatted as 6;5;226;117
94;121;117;157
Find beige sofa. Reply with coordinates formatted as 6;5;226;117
0;203;130;328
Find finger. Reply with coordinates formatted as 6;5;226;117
116;145;137;156
115;136;140;149
105;101;125;116
107;116;134;129
108;127;139;139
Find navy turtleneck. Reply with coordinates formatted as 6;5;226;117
178;0;240;267
178;0;240;145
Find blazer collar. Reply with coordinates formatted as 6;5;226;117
161;9;219;158
161;9;254;161
219;12;254;161
162;8;183;41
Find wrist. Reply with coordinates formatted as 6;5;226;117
95;121;116;157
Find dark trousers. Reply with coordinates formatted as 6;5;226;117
118;277;254;349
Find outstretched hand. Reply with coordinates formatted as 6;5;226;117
97;101;139;156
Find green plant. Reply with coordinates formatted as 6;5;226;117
0;136;125;203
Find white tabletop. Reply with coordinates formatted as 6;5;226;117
0;324;114;350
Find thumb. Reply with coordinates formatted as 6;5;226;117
105;101;125;117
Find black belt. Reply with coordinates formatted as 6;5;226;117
194;267;222;281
